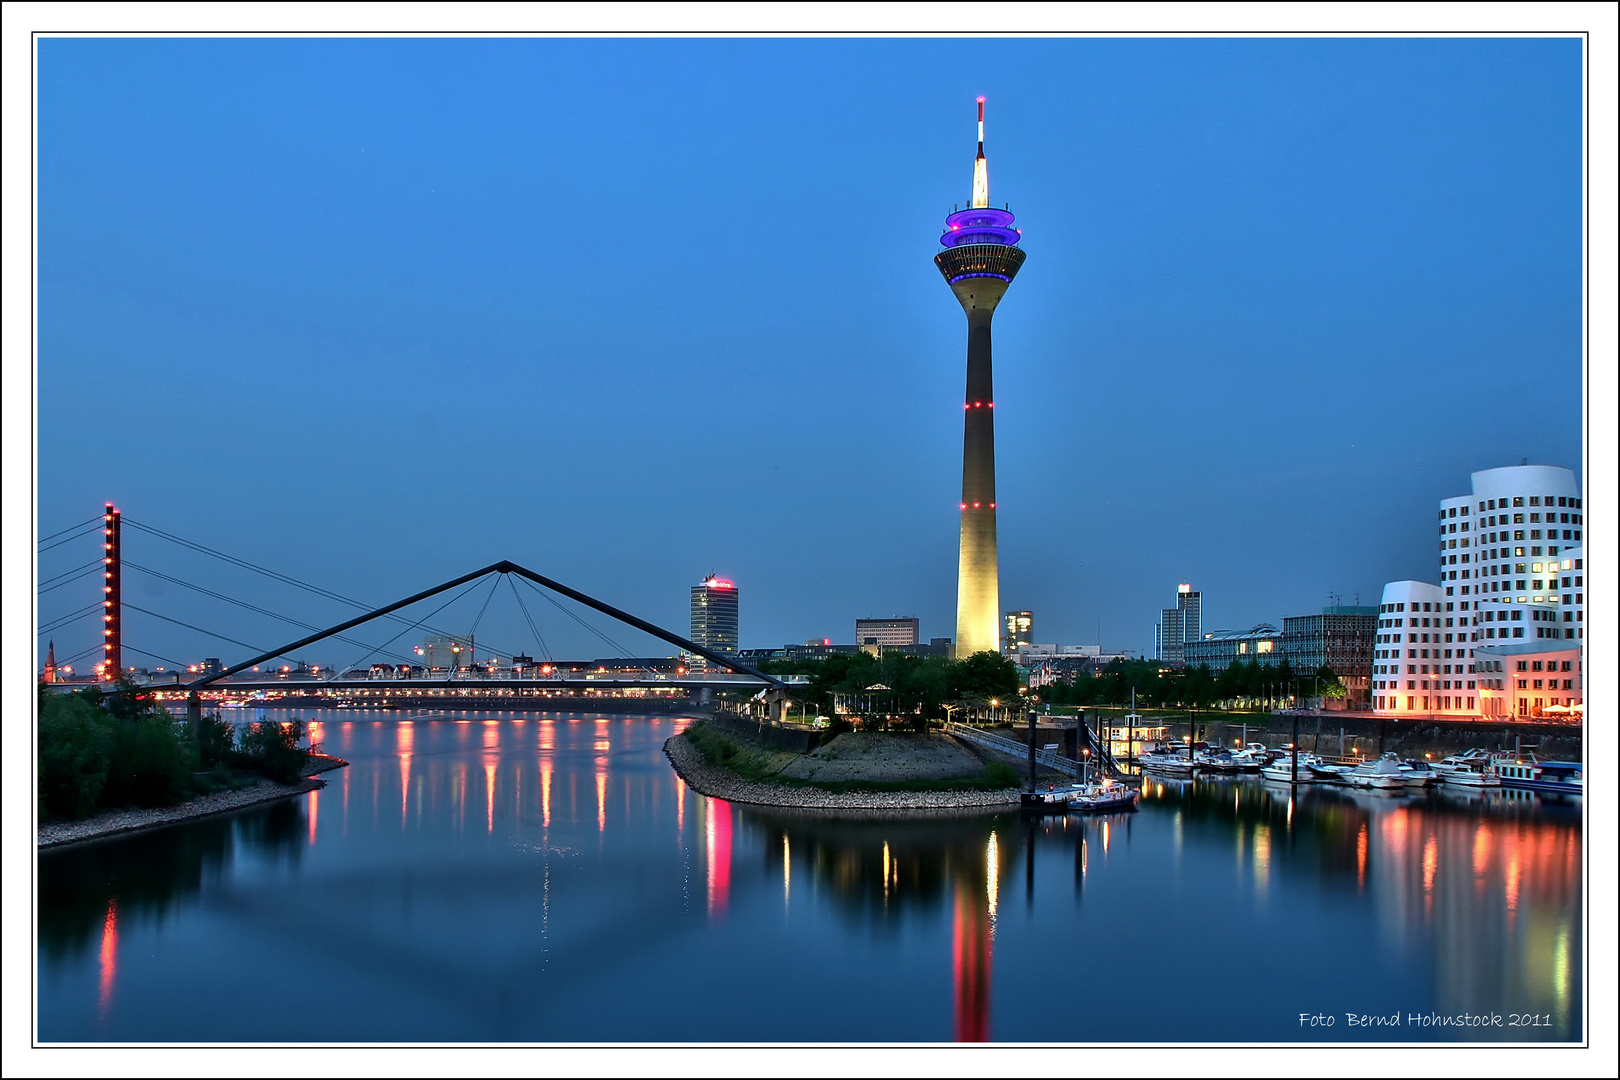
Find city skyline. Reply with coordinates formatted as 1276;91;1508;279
26;35;1589;669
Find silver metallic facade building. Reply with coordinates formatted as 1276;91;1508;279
1155;584;1201;667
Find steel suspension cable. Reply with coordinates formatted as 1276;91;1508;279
505;575;552;662
337;575;493;676
37;525;103;553
123;603;266;653
38;565;103;595
40;559;103;587
123;518;521;658
38;603;103;636
37;516;100;545
513;576;662;678
123;560;417;666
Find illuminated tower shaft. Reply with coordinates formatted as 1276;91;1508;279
102;502;121;680
936;99;1025;657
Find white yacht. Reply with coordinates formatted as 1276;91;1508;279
1260;753;1321;783
1344;755;1407;789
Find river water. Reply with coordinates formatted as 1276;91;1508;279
37;710;1583;1043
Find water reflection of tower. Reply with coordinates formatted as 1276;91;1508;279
748;811;1015;1041
937;98;1026;657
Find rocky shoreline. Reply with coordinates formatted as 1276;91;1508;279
664;733;1021;811
37;753;349;850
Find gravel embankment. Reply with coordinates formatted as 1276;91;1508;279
665;734;1020;811
37;754;349;850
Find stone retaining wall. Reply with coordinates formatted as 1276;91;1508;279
664;734;1019;811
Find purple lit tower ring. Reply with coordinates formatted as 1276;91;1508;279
936;98;1025;658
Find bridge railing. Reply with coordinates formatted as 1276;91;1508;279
944;723;1083;775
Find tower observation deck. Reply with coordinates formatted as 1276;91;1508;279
936;98;1025;658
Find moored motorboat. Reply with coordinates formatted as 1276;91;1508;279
1397;760;1438;787
1435;751;1500;787
1344;755;1406;789
1490;758;1583;796
1067;780;1140;812
1307;760;1353;784
1260;753;1321;783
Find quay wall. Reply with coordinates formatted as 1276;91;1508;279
705;710;823;753
1071;712;1582;762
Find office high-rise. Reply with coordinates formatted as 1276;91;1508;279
936;98;1026;657
689;576;739;673
1003;610;1032;653
1155;584;1201;667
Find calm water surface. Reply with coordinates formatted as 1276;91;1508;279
38;711;1583;1042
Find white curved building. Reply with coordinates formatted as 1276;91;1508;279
1372;580;1449;714
1376;464;1584;718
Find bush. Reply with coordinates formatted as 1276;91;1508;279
192;713;235;769
100;712;192;808
38;689;112;820
236;719;308;784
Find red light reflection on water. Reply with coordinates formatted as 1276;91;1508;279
1422;833;1438;915
308;787;319;846
541;760;553;828
953;881;991;1042
97;900;118;1021
706;798;732;915
485;760;497;834
397;722;414;830
1356;822;1368;892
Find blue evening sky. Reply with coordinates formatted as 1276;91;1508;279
34;36;1584;669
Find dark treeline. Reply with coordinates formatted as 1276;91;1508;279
1034;657;1346;710
755;651;1022;730
37;681;310;821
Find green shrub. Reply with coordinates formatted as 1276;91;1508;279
100;711;192;808
192;713;235;769
236;719;309;784
37;689;113;820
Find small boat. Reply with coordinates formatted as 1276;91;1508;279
1432;749;1494;779
1435;751;1501;787
1490;758;1583;796
1397;760;1438;787
1067;780;1140;812
1138;739;1198;775
1260;753;1321;783
1021;785;1077;810
1307;761;1353;784
1344;755;1407;789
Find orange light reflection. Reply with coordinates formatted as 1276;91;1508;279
98;900;118;1020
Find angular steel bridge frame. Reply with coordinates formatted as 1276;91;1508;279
183;560;784;692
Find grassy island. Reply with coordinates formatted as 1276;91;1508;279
678;721;1020;795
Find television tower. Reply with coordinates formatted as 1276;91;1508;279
936;98;1026;657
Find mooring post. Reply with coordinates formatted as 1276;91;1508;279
1076;713;1085;783
1292;714;1300;784
1027;710;1038;790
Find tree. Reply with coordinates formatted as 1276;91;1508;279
37;688;112;820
